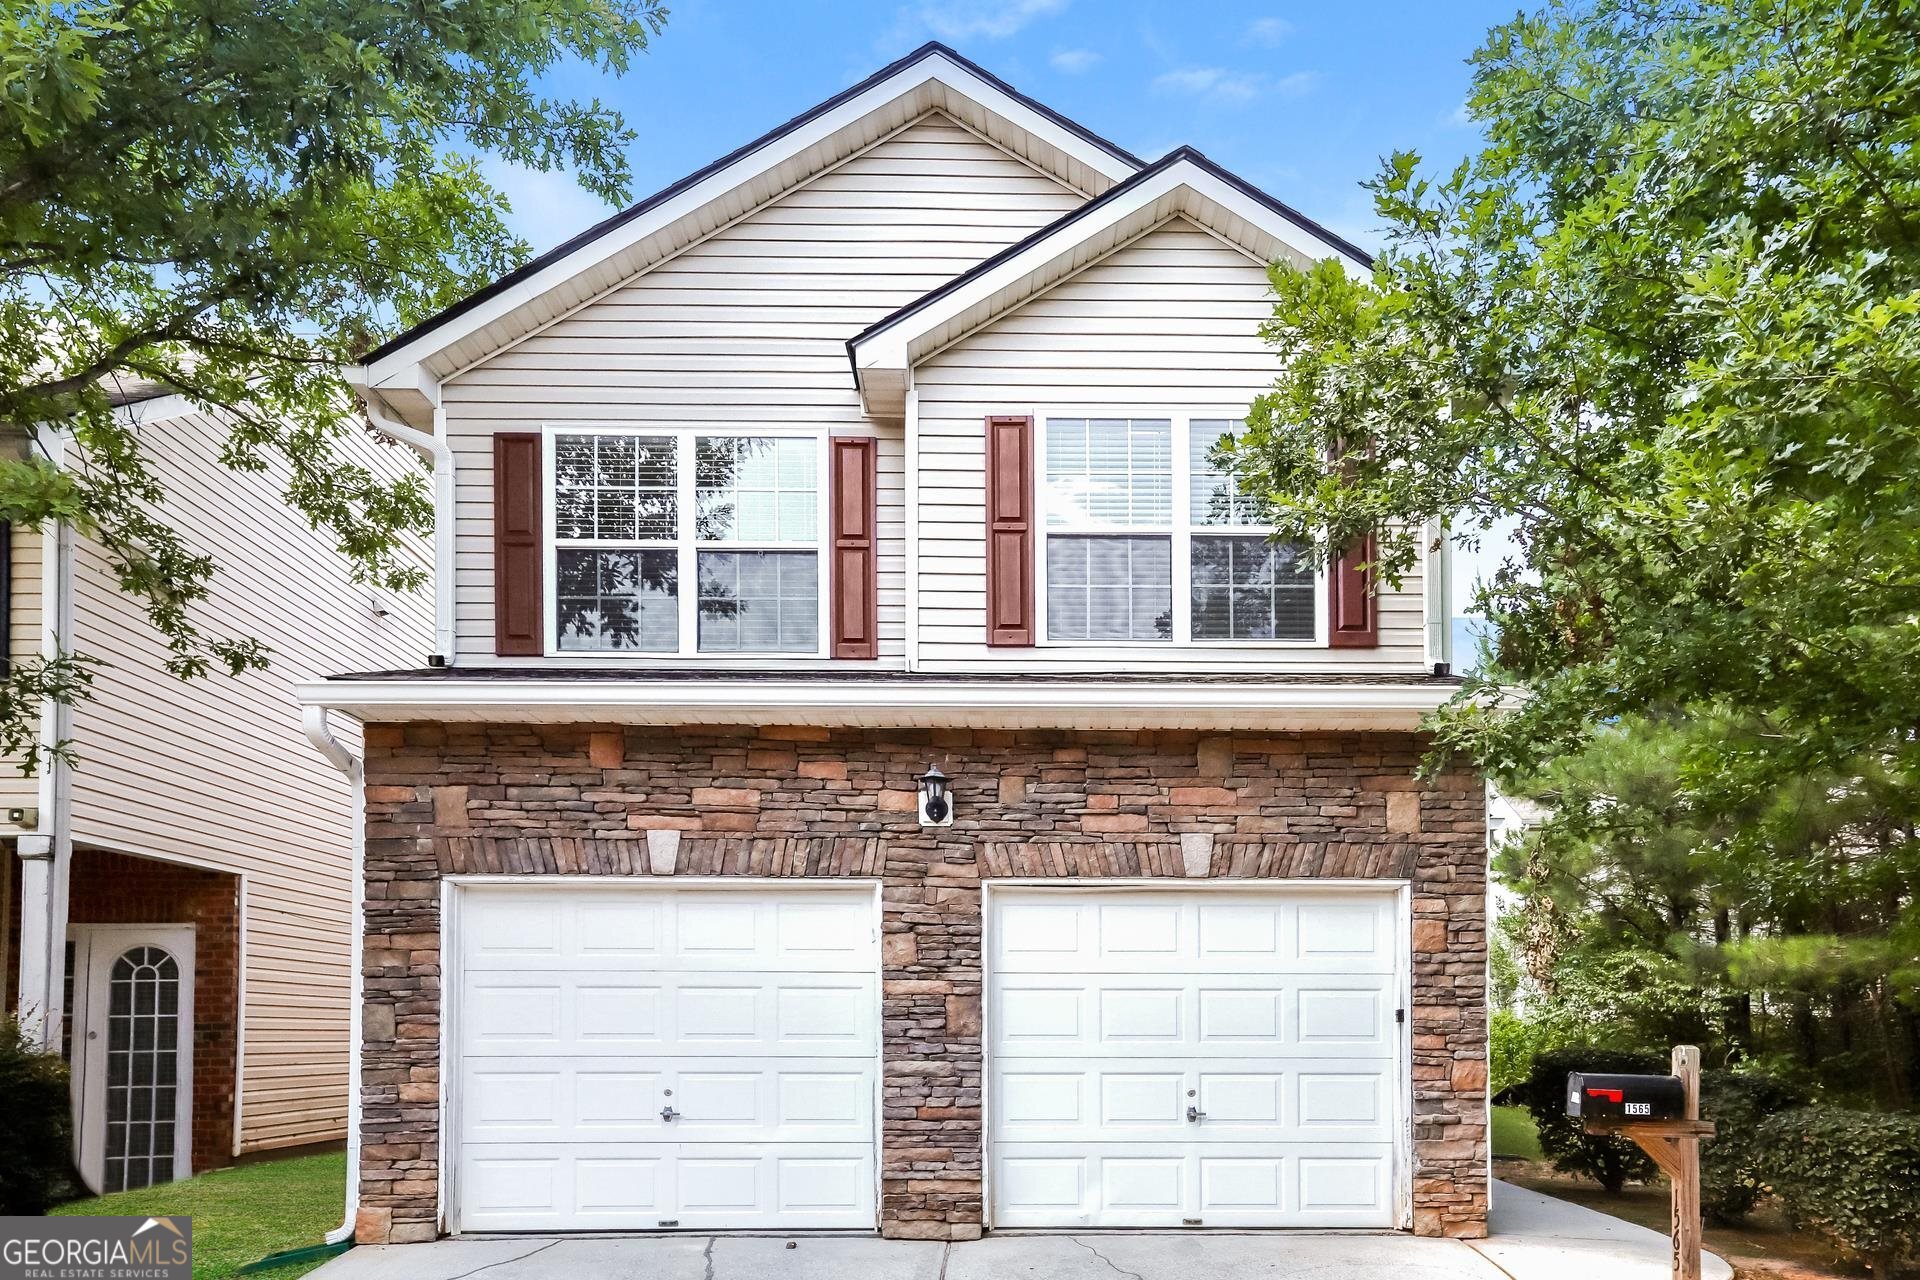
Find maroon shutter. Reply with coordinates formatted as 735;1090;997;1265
985;414;1034;646
829;435;878;660
1327;531;1378;648
493;432;543;656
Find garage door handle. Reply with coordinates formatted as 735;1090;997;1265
1186;1106;1205;1123
660;1106;680;1122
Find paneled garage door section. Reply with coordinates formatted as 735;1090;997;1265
453;887;878;1232
989;889;1403;1228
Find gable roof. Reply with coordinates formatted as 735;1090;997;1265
844;147;1374;412
354;42;1144;415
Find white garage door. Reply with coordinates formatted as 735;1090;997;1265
988;887;1405;1229
452;885;878;1232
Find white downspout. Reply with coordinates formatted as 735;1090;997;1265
903;385;920;673
303;704;364;1245
1423;516;1454;673
355;390;455;664
16;431;74;1054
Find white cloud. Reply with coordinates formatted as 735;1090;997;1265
482;158;619;255
911;0;1069;40
1050;47;1102;73
1154;67;1261;102
1152;66;1317;105
1271;70;1320;98
1243;16;1294;47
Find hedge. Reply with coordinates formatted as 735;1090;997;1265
0;1019;75;1213
1757;1107;1920;1277
1698;1069;1807;1223
1511;1045;1665;1192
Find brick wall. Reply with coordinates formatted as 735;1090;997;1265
357;722;1488;1244
65;846;240;1173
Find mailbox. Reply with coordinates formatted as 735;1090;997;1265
1566;1071;1687;1121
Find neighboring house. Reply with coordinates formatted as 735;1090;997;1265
2;396;432;1193
297;44;1488;1247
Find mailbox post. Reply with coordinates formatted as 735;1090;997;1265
1569;1045;1713;1280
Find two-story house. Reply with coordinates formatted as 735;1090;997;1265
3;392;431;1194
297;44;1488;1248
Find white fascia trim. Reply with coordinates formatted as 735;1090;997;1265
852;158;1368;378
1185;170;1375;277
293;676;1455;732
357;51;1139;387
112;393;200;426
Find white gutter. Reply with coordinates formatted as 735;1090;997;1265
349;381;455;664
294;675;1457;733
302;705;364;1246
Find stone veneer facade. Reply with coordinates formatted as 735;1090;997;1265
354;721;1488;1244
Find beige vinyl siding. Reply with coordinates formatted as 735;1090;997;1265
445;111;1086;664
0;526;44;808
67;409;431;1152
913;216;1428;672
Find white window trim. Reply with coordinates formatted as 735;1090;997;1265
541;424;832;660
1032;408;1327;649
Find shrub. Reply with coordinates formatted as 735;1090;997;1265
1756;1107;1920;1277
1511;1045;1664;1192
0;1018;75;1213
1491;1010;1553;1098
1698;1070;1807;1224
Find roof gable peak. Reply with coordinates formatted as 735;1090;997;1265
846;148;1373;414
356;42;1143;407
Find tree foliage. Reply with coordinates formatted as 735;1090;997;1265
1501;713;1920;1101
0;0;667;767
1231;0;1920;1099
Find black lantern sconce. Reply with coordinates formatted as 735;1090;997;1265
916;764;953;828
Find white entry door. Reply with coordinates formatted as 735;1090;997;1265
988;886;1405;1228
68;925;196;1195
451;883;879;1232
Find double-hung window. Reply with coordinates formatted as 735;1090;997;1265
549;428;825;656
1038;414;1317;645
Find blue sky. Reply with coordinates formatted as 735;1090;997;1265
495;0;1518;259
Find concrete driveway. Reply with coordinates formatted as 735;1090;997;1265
310;1181;1731;1280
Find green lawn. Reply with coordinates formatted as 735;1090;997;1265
51;1152;346;1280
1492;1103;1545;1160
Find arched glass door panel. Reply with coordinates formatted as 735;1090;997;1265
102;946;182;1193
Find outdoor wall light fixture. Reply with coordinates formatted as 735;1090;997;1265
917;764;953;828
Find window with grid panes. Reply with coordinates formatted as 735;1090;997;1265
1187;419;1315;641
550;431;823;655
1038;416;1315;644
1041;417;1174;641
